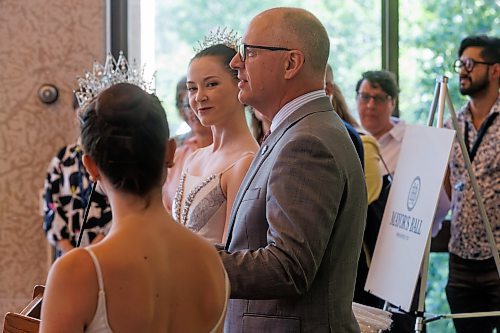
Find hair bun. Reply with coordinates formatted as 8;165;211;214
96;83;151;126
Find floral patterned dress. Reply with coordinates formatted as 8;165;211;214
42;143;112;254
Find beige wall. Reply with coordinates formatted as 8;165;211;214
0;0;106;320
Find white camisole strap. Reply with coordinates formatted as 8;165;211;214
83;247;114;333
220;151;255;174
84;248;105;291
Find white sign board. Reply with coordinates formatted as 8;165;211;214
365;125;455;311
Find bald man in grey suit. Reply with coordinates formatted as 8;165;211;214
220;7;367;333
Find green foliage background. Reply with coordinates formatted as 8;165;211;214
154;0;380;133
399;0;499;124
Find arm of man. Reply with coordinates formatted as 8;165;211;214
220;133;347;299
431;167;452;237
444;166;451;200
90;233;105;244
57;239;74;255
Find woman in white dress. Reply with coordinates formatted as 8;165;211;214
171;40;259;245
40;82;229;333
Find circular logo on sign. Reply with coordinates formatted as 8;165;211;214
407;176;421;211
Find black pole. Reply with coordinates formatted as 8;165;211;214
381;0;399;117
110;0;128;58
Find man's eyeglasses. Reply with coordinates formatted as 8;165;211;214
453;58;496;73
356;93;392;105
237;43;292;62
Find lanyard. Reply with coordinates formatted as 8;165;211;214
463;112;498;164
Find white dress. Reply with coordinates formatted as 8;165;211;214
84;247;230;333
172;151;255;244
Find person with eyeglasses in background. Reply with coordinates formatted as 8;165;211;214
355;70;402;177
443;34;500;333
355;70;429;333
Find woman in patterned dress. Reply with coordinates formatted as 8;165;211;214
42;94;112;257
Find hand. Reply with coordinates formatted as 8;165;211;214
91;233;105;244
214;243;225;251
57;239;74;255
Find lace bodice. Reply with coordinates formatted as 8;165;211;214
172;172;227;244
172;151;255;244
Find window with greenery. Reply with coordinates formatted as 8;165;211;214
399;0;499;124
152;0;380;135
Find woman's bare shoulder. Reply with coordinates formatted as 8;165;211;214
166;226;227;329
41;249;98;332
46;248;97;291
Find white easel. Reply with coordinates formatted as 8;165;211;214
413;76;500;332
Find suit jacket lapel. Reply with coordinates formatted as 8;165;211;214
224;140;270;247
224;97;333;248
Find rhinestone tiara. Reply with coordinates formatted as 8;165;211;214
193;27;239;53
75;51;155;110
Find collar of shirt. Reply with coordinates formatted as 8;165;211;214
462;95;500;121
379;116;406;143
270;90;326;133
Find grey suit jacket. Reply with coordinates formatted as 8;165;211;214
220;96;367;333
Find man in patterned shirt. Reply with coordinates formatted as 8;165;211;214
42;94;112;258
444;35;500;333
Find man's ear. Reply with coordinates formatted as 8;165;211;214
490;63;500;82
389;96;397;114
324;82;333;98
284;50;305;80
82;154;100;182
165;138;176;168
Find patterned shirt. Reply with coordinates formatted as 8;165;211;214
42;143;112;249
445;96;500;260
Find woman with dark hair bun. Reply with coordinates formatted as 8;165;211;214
41;82;229;333
171;39;259;245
